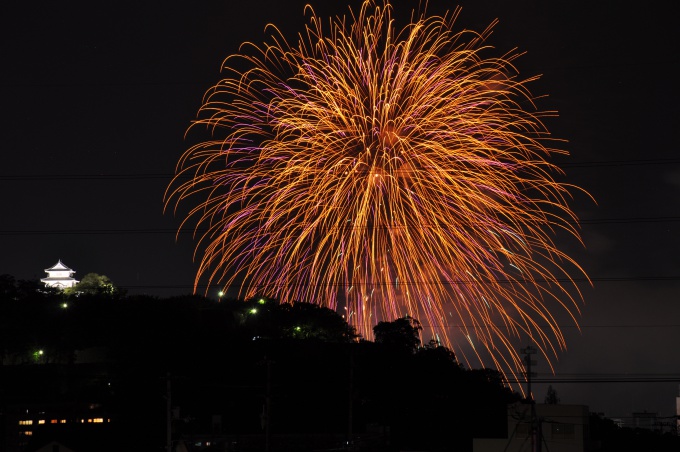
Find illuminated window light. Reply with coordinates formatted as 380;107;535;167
93;418;104;423
38;420;45;425
60;420;67;424
50;419;58;424
23;431;32;436
18;420;33;426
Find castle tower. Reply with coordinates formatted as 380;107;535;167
41;260;78;289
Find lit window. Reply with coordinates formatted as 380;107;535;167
38;420;45;425
23;431;33;436
18;420;33;426
93;418;104;423
51;419;58;424
60;420;67;424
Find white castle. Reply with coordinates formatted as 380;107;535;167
41;260;78;289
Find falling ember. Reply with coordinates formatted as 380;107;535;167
165;0;591;382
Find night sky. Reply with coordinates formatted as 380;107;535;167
2;1;679;422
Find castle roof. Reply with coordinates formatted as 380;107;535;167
44;259;74;273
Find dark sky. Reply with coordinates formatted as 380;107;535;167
2;1;679;421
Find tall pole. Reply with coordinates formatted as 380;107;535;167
265;357;272;452
0;351;5;452
348;348;354;447
166;373;172;452
521;345;540;452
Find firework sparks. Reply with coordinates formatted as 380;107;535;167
166;0;590;380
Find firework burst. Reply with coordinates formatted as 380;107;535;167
166;0;590;380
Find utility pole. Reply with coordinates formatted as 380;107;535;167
521;345;540;452
166;372;172;452
264;356;272;452
347;347;354;449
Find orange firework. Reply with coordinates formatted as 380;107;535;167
166;0;590;380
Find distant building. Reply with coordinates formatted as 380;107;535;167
677;385;680;432
631;411;659;431
5;402;113;452
474;402;592;452
41;260;78;289
28;441;76;452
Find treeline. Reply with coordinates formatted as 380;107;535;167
5;276;676;451
0;275;523;451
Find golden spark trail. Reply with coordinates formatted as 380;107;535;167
166;0;590;382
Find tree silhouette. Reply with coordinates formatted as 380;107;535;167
373;315;422;353
65;273;124;298
544;385;560;404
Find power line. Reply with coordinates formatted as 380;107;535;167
0;214;679;237
505;377;680;384
0;229;183;236
1;158;679;182
580;216;680;224
0;174;176;181
80;275;680;292
560;158;680;168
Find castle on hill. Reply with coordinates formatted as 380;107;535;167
41;260;78;289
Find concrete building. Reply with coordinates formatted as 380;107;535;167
474;402;591;452
677;385;680;433
631;411;659;431
29;441;76;452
